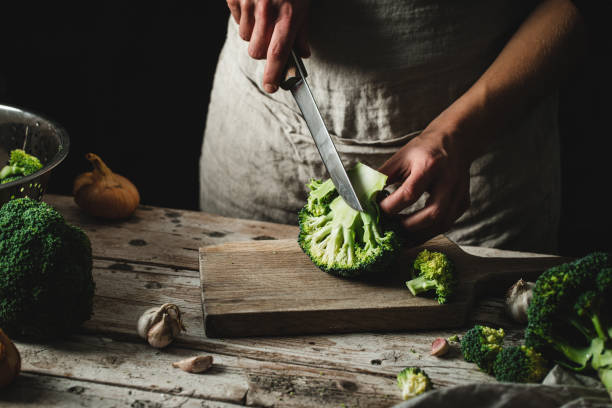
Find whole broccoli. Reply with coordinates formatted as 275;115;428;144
525;253;612;394
397;367;433;400
298;162;399;278
406;249;455;304
0;149;43;184
493;345;548;383
0;197;95;338
461;325;505;374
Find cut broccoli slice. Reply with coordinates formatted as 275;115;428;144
406;249;455;304
461;325;505;374
397;367;433;400
298;163;399;278
493;345;549;383
0;149;43;184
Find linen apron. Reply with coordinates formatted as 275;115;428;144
200;0;560;253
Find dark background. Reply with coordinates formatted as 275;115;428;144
0;2;610;256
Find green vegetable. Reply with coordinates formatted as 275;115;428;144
298;162;399;278
406;249;455;304
397;367;433;400
461;325;505;374
0;149;43;184
0;198;95;338
493;345;548;383
448;335;460;343
525;253;612;394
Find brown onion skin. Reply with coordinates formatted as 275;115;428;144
0;329;21;388
73;153;140;220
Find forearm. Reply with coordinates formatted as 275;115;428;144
431;0;586;161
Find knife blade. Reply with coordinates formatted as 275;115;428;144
280;51;364;212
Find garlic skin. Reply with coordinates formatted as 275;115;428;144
506;279;535;324
0;329;21;388
172;355;213;373
136;303;186;348
430;338;450;357
73;153;140;219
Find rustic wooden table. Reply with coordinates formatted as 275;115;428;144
3;194;547;408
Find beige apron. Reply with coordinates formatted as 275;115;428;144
200;0;560;253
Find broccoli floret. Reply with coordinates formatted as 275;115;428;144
461;325;505;374
525;253;612;395
298;162;399;278
0;149;43;184
0;197;95;338
406;249;455;304
397;367;433;400
493;345;548;383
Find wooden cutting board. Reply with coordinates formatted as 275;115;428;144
199;235;567;338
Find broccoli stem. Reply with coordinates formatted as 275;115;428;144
0;165;25;180
598;367;612;397
406;276;437;296
591;314;608;341
553;340;596;370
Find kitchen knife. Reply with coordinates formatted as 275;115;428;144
280;50;364;212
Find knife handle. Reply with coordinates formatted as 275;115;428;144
280;50;308;91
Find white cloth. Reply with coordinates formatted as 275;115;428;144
200;0;560;252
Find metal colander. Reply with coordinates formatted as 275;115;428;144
0;104;69;207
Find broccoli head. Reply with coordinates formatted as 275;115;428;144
461;325;505;374
406;249;455;304
0;149;43;184
0;197;95;338
397;367;433;400
493;345;548;383
298;162;399;278
525;252;612;394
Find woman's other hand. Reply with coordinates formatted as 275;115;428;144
226;0;311;93
378;126;472;244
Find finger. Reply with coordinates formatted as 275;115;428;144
294;21;310;58
398;182;454;232
378;154;408;185
227;0;241;24
379;164;432;215
263;2;296;92
248;0;273;60
238;0;255;40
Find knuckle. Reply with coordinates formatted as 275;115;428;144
399;185;415;202
227;0;239;8
427;205;442;222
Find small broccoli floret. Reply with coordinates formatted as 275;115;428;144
397;367;433;400
298;163;399;278
0;197;95;338
493;345;548;383
461;325;505;374
0;149;43;184
406;249;455;304
525;253;612;395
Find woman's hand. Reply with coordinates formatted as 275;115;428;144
378;127;471;244
226;0;311;93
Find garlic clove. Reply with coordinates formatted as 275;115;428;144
505;279;535;324
172;356;213;373
137;306;161;339
430;337;450;357
147;313;176;348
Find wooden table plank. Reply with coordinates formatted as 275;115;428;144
14;194;549;407
1;373;244;408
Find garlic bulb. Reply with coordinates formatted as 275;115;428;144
137;303;186;348
506;279;535;324
0;329;21;388
172;355;213;373
73;153;140;219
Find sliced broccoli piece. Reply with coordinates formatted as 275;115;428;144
525;253;612;395
0;149;43;184
406;249;455;304
461;325;505;374
298;162;399;278
397;367;433;400
493;345;548;383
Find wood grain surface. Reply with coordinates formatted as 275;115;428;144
200;236;566;337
